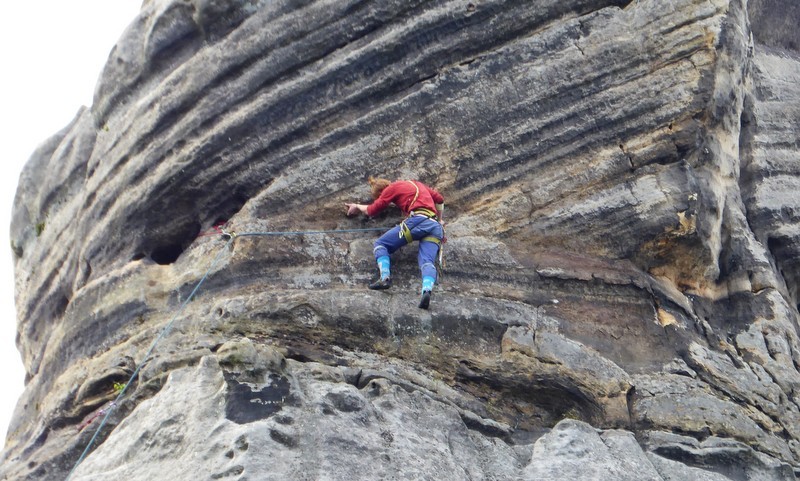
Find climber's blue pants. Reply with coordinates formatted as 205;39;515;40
373;216;443;281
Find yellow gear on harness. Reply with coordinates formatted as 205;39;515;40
410;207;438;218
406;180;421;212
421;235;442;245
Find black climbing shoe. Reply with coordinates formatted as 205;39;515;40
418;290;431;310
369;277;392;290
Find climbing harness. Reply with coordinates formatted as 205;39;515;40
410;207;438;218
398;220;442;246
65;224;387;480
398;180;443;247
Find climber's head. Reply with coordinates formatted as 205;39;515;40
368;176;391;199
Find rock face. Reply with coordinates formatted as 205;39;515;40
4;0;800;479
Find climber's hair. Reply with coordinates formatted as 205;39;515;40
368;176;391;199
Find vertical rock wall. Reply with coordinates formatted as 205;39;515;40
3;0;800;479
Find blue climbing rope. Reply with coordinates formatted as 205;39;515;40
236;227;386;237
65;225;386;480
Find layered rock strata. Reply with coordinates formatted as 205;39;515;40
4;0;800;479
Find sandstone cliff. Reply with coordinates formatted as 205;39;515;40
4;0;800;480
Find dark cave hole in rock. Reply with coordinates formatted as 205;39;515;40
151;243;186;265
148;221;201;265
766;236;787;258
211;190;251;228
55;294;70;317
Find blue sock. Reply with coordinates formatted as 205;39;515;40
377;256;391;280
421;276;435;293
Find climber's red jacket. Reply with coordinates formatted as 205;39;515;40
367;180;444;217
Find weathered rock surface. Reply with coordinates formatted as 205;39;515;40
4;0;800;479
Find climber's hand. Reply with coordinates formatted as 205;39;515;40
345;203;365;217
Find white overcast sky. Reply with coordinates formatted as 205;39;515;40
0;1;143;448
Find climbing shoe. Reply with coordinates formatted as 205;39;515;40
418;290;432;310
369;277;392;290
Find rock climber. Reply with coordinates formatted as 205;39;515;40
345;177;445;309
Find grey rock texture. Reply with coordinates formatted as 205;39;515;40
4;0;800;479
